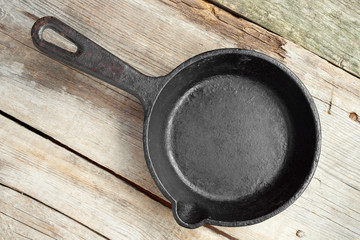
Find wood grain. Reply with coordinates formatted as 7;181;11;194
0;185;106;240
0;115;227;240
210;0;360;77
1;213;53;240
0;0;359;239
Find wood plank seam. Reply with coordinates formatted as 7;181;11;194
0;0;359;238
0;111;234;239
0;210;56;240
15;232;33;240
166;0;360;103
0;47;358;239
0;110;169;206
1;4;360;119
209;0;360;80
0;183;110;239
0;182;110;240
0;20;358;238
3;4;358;176
0;28;357;122
208;0;360;77
0;115;231;240
167;0;287;57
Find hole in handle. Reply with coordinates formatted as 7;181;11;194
43;28;78;53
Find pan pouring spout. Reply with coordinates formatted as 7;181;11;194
32;16;321;228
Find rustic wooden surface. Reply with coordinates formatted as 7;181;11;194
210;0;360;77
0;185;107;240
0;115;227;240
0;0;359;239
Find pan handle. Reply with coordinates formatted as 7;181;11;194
31;16;165;109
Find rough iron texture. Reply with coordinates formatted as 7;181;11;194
32;16;321;228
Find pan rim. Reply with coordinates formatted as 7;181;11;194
143;48;321;228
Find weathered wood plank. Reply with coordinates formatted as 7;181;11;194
0;115;227;240
0;0;359;239
0;185;107;240
210;0;360;77
0;212;54;240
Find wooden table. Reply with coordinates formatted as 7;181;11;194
1;0;359;239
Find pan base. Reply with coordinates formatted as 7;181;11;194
165;74;291;201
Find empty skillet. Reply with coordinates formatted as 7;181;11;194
32;17;321;228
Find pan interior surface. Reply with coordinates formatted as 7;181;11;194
166;74;290;201
147;51;319;227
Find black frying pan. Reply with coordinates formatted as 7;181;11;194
32;17;321;228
